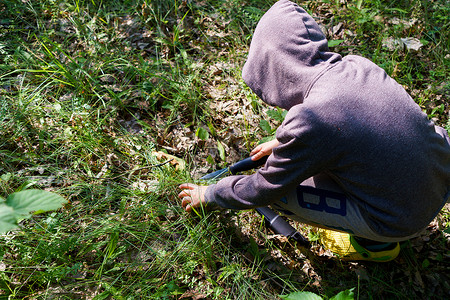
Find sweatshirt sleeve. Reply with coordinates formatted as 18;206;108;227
205;107;337;209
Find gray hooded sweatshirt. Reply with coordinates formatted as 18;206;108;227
205;0;450;238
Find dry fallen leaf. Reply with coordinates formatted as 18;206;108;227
382;37;424;51
152;151;186;170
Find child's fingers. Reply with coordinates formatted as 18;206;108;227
179;183;196;190
251;152;259;160
180;191;196;211
178;183;208;212
251;151;263;161
181;197;190;207
178;184;196;200
250;145;262;156
182;196;198;212
178;190;189;198
249;149;257;156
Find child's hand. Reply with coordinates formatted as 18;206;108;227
178;183;208;212
250;139;279;161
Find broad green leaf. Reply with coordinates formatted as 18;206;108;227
280;291;323;300
266;108;287;122
206;155;215;165
217;141;226;161
196;127;209;141
328;40;344;47
260;135;276;143
431;104;444;115
6;189;67;217
207;122;216;137
259;120;272;134
330;288;355;300
0;204;18;233
0;173;11;182
266;109;282;121
356;0;364;9
420;39;429;46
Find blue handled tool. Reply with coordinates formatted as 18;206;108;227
200;156;309;246
256;207;309;245
200;156;268;180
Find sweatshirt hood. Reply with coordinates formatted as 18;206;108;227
242;0;341;110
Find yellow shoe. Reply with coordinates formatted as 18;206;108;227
318;229;400;262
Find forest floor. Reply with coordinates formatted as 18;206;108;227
0;0;449;299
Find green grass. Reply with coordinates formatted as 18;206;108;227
0;0;449;299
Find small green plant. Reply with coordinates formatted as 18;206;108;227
0;185;66;233
280;288;355;300
196;126;210;141
428;104;445;119
259;107;287;141
328;40;344;47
